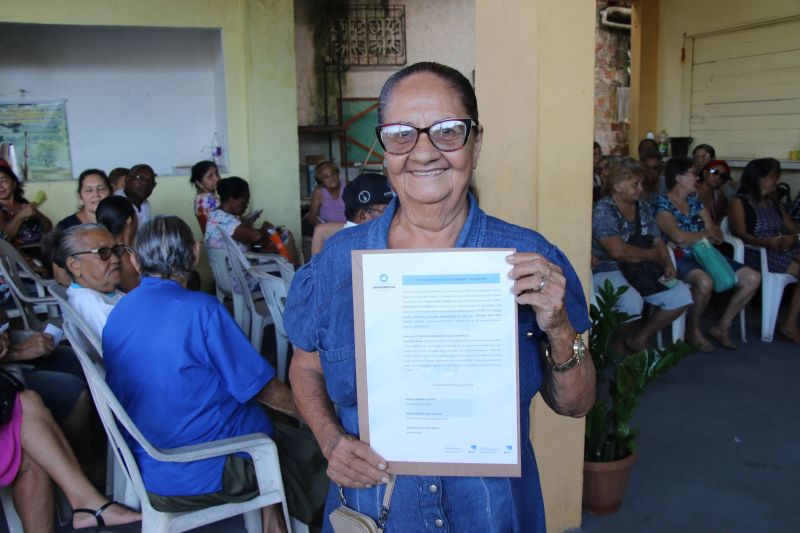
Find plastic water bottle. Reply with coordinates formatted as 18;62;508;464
658;129;669;157
211;132;223;166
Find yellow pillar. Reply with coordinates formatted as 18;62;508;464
243;0;302;243
475;1;595;531
630;0;660;151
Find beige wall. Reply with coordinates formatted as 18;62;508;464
476;1;595;531
657;0;800;136
655;0;800;187
295;0;475;126
0;0;301;247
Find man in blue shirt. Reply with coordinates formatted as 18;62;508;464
104;216;297;532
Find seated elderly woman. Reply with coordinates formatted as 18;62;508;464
654;157;760;351
205;176;299;265
50;224;125;340
96;195;140;292
729;158;800;343
592;157;693;352
0;383;140;531
56;169;112;230
104;216;302;530
287;62;595;531
0;164;52;246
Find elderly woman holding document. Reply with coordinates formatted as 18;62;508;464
285;62;595;532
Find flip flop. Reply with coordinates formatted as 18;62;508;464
72;501;141;531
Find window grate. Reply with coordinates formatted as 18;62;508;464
329;5;406;67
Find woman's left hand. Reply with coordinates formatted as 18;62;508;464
507;252;570;335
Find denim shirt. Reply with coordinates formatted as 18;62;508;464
285;194;589;532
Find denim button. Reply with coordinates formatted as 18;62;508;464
434;518;444;528
428;484;438;493
526;331;534;338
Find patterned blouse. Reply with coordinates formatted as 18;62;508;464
653;193;705;256
193;192;219;234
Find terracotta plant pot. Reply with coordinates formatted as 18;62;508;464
582;451;638;515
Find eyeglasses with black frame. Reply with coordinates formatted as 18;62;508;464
375;118;479;155
70;244;130;261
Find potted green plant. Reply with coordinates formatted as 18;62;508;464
583;280;696;515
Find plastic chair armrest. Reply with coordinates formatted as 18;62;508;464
150;433;275;463
722;233;745;263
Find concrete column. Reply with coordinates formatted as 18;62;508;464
475;1;595;531
243;0;303;242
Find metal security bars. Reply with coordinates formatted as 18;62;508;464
329;4;406;67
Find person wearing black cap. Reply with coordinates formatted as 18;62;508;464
310;172;393;255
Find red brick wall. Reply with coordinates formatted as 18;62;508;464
594;0;631;156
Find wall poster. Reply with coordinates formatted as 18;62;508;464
0;100;73;181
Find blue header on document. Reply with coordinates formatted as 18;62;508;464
402;273;501;285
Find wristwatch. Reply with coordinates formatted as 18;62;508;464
543;334;585;372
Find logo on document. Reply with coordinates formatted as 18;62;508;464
379;273;389;283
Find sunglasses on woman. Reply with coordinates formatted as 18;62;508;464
70;244;130;261
376;118;478;155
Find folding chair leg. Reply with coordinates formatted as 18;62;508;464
1;486;23;533
244;509;263;533
761;287;780;342
671;311;686;344
739;308;747;343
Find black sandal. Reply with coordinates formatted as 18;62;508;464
72;501;140;531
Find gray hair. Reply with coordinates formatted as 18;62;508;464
134;216;195;281
49;223;107;280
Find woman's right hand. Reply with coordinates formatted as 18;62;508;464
325;433;390;488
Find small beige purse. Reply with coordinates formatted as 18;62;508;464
329;476;397;533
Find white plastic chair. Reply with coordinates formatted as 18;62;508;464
721;217;797;342
719;217;748;342
62;322;292;533
248;269;291;383
0;239;60;328
217;230;293;359
46;283;132;504
206;246;250;332
655;247;686;348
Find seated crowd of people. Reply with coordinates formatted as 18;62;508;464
0;155;394;531
592;141;800;351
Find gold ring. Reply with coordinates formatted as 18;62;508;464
544;261;553;280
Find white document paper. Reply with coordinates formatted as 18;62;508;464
355;249;520;474
44;323;64;345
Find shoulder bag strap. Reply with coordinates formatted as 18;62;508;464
376;475;397;531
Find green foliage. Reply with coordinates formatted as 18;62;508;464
585;280;696;462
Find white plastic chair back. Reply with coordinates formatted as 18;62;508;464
0;239;59;328
217;230;281;354
250;269;291;382
206;245;251;332
63;322;291;533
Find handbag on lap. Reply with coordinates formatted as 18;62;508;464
690;238;737;292
618;206;668;296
